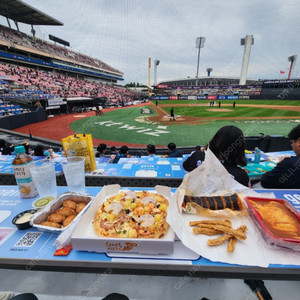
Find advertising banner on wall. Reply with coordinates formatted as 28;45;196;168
207;95;217;100
197;96;207;99
187;96;197;100
169;96;178;100
159;96;169;100
217;95;228;100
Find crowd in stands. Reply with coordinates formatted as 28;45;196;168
0;62;137;104
165;85;262;97
0;25;122;75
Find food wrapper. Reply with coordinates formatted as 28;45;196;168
167;148;300;267
61;133;96;172
175;148;249;217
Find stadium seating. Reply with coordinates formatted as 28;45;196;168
0;24;121;74
0;62;137;104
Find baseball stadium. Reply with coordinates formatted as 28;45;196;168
1;1;300;300
0;1;299;153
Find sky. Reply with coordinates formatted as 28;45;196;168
1;0;300;85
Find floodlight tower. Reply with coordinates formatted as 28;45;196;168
154;59;160;86
195;37;206;86
288;55;297;79
239;35;254;85
206;68;213;77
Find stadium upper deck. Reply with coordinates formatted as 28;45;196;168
0;24;124;83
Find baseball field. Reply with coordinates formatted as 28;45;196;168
66;100;300;147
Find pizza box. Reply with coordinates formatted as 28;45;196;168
245;196;300;251
71;184;175;254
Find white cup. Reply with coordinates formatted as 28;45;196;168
29;159;57;199
61;156;85;193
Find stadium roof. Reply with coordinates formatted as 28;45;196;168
0;0;63;26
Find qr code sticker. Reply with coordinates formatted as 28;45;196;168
15;232;42;247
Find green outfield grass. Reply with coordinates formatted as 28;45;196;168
153;100;300;105
169;106;300;118
70;104;300;147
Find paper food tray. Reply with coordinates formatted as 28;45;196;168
245;196;300;251
71;184;175;255
30;192;93;233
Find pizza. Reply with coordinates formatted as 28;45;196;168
93;190;169;238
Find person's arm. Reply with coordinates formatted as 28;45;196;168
260;159;292;188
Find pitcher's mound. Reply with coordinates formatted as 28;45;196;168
149;115;209;125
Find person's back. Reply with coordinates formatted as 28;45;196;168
166;142;182;157
208;126;249;187
146;144;156;157
261;124;300;189
113;145;131;163
96;143;107;157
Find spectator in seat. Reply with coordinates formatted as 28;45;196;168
164;142;182;157
146;144;156;157
182;126;249;187
96;143;107;157
21;141;31;155
183;145;205;172
110;146;117;155
112;145;133;163
261;124;300;189
0;139;13;155
33;144;54;158
209;125;249;187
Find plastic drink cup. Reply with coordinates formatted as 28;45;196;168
29;159;57;199
61;156;85;193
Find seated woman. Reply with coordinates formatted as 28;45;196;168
183;126;250;187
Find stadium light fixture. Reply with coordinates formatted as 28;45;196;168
287;55;297;79
239;35;254;85
154;59;160;87
195;37;205;86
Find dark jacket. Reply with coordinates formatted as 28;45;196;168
261;155;300;189
168;149;182;157
183;151;205;172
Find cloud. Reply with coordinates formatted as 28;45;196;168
2;0;300;84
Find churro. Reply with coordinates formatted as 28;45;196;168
189;219;232;227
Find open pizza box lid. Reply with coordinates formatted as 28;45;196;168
71;184;175;255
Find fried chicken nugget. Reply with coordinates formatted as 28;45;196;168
192;227;223;235
76;202;86;214
197;224;247;240
227;225;248;252
40;221;61;228
62;200;77;210
56;206;74;217
207;234;232;246
63;214;77;227
189;219;232;228
48;213;66;223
